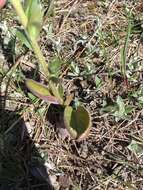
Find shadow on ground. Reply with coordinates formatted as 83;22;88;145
0;91;54;190
0;20;54;189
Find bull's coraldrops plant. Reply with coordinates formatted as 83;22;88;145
9;0;91;140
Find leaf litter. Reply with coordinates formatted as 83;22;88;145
0;0;143;189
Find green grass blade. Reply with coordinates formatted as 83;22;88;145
120;12;132;79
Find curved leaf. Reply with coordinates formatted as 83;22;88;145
26;79;60;104
64;106;91;140
49;80;64;104
16;29;32;49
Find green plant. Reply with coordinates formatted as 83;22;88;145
120;9;132;86
10;0;91;140
128;139;143;158
11;0;48;76
26;79;91;140
101;95;133;121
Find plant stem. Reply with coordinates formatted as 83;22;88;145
10;0;49;77
30;38;49;77
10;0;28;28
121;11;132;81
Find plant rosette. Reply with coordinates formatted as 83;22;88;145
26;79;92;140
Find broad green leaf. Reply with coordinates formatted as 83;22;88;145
101;104;117;113
116;96;125;115
16;29;32;49
114;96;133;120
64;106;91;140
125;106;133;114
95;76;102;88
48;57;63;77
26;0;43;39
26;79;60;104
58;84;64;99
128;140;143;157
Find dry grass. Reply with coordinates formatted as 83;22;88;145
0;0;143;189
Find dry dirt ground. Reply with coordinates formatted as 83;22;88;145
0;0;143;189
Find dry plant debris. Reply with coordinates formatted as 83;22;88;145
0;0;143;189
